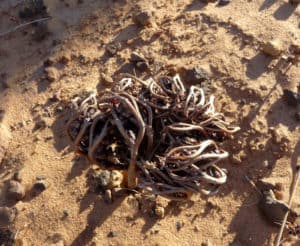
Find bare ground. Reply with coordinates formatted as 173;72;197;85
0;0;300;245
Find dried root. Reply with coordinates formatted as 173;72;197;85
66;74;239;200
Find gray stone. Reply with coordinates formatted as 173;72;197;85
7;180;25;200
0;207;17;227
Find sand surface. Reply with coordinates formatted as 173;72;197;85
0;0;300;245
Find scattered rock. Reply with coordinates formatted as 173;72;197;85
201;240;212;246
33;180;48;192
262;160;271;169
0;124;11;164
36;175;46;181
107;230;116;238
44;57;56;67
55;106;63;113
94;170;111;188
47;233;65;246
154;204;165;219
218;0;231;6
290;0;300;4
59;52;71;65
260;85;268;91
50;240;64;246
262;39;283;57
100;73;114;85
104;189;112;204
110;170;124;188
13;171;22;182
33;119;47;131
45;67;58;82
176;221;183;231
91;169;124;190
136;61;149;72
6;180;25;201
283;89;299;107
106;42;121;56
194;225;200;232
130;52;146;63
258;190;297;225
0;207;17;227
62;210;69;218
49;91;61;102
132;10;152;27
180;66;211;85
130;52;149;71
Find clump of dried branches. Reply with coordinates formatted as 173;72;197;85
67;74;239;200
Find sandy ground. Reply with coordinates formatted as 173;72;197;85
0;0;300;245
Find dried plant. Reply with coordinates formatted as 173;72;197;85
67;74;239;200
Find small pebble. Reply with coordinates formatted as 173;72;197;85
96;170;111;187
34;120;47;130
107;230;116;238
0;207;17;227
104;189;112;204
176;221;183;231
36;175;46;181
50;240;64;246
6;180;25;201
44;57;55;67
50;92;61;102
136;61;149;71
262;39;282;57
154;205;165;219
13;171;22;182
59;52;71;65
259;190;289;224
33;180;48;192
55;106;63;113
130;52;149;71
201;240;212;246
218;0;231;6
182;66;211;84
132;10;152;26
62;210;69;218
110;170;123;188
0;123;11;164
100;73;114;85
106;42;121;56
44;67;58;82
130;52;146;63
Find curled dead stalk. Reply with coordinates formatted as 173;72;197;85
66;74;239;200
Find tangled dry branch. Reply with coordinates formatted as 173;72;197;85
67;74;240;200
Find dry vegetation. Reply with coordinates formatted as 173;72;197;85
0;0;300;245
